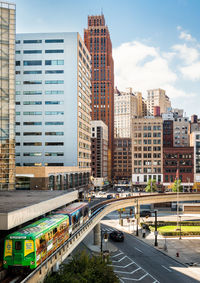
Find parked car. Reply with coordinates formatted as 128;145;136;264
110;231;124;242
140;210;151;217
107;194;113;199
117;188;121;192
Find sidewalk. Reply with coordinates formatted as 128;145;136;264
82;230;118;254
101;218;200;280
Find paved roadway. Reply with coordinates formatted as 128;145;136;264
101;224;199;283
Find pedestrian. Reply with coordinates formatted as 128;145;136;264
142;227;146;238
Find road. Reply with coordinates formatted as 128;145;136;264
102;224;199;283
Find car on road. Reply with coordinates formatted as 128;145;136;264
140;210;151;217
117;188;121;192
110;231;124;242
107;194;113;199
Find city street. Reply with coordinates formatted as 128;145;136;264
102;224;199;283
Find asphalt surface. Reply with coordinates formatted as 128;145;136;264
102;224;199;283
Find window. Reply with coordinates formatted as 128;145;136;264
23;111;42;115
16;61;20;66
45;152;64;156
23;101;42;105
23;122;42;125
24;152;42;156
45;132;64;136
23;80;42;84
24;70;42;74
23;132;42;136
45;90;64;95
15;241;22;250
45;142;64;146
23;60;42;66
45;39;64;43
16;50;20;54
45;60;64;65
16;40;20;44
23;40;42;44
45;49;64;53
45;70;64;74
45;111;64;115
45;101;63;105
45;80;64;84
24;91;42;95
45;122;64;125
23;50;42;54
23;142;42;146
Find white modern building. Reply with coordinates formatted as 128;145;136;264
15;32;91;168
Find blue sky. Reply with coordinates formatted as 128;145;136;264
15;0;200;116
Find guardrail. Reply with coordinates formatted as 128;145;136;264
20;192;200;282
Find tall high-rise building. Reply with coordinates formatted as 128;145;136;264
147;88;171;116
0;2;16;190
15;32;91;169
114;87;137;138
84;14;114;179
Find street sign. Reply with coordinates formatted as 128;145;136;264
154;231;158;236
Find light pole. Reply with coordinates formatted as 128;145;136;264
179;215;182;240
154;210;158;246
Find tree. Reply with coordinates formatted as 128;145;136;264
145;179;157;193
172;179;183;192
44;251;119;283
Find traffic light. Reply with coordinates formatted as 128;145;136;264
104;233;108;242
130;208;133;216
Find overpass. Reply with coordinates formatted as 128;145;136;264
16;193;200;282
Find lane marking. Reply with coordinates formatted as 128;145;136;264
112;255;127;263
121;272;148;281
161;265;172;272
112;252;123;258
115;267;141;274
134;247;143;253
111;261;136;268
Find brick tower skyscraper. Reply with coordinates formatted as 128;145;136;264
84;14;114;180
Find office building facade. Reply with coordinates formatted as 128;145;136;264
147;88;171;116
132;117;163;186
84;14;114;179
0;2;15;190
114;87;137;138
15;32;91;169
91;120;108;189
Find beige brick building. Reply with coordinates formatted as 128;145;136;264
132;117;163;186
147;88;171;116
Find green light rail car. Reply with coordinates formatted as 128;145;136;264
3;214;69;270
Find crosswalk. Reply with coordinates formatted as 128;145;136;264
101;226;117;233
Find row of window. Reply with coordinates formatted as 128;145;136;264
16;90;64;95
16;111;64;115
133;126;162;131
16;152;64;156
16;70;64;75
16;101;64;105
16;49;64;54
16;163;64;166
16;39;64;44
17;80;64;85
16;132;64;136
134;168;162;173
16;60;64;66
134;153;161;158
16;142;64;146
134;132;161;138
16;121;64;126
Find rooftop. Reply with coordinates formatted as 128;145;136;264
0;190;78;230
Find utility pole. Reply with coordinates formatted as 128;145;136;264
136;198;139;236
154;210;158;246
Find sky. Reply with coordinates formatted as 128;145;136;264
14;0;200;117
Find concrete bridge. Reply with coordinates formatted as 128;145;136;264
22;193;200;283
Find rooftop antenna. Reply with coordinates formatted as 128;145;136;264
101;8;103;15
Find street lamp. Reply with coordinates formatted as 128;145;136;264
179;215;182;240
154;210;158;246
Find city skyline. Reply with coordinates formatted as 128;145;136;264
14;0;200;117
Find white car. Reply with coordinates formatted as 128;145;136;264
117;188;121;192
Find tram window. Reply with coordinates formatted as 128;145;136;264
15;241;22;250
84;207;88;216
53;228;57;234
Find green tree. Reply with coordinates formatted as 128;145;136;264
172;179;183;192
145;179;157;193
44;250;119;283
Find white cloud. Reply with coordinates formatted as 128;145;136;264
172;44;199;65
180;62;200;81
177;26;196;42
113;41;177;95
